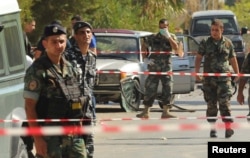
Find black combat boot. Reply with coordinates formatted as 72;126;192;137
210;130;217;138
247;111;250;122
225;129;234;138
225;122;234;138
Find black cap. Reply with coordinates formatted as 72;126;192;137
43;24;66;37
73;21;92;33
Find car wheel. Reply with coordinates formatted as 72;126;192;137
158;94;175;109
120;79;141;112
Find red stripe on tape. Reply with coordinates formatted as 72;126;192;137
0;122;249;136
26;126;43;136
139;125;163;132
102;125;122;133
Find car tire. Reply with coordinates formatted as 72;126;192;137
120;79;141;112
158;94;175;109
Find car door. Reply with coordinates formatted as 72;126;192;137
178;35;200;90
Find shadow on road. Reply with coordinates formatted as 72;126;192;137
96;107;124;113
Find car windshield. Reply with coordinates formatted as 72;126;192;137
96;36;139;61
192;17;239;36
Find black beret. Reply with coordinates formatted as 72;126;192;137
43;24;66;37
73;21;93;32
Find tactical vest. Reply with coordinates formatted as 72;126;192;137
34;55;89;123
65;48;96;91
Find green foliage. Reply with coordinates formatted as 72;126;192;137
223;0;250;28
17;0;33;27
17;0;185;44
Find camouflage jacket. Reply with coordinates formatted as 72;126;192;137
198;36;236;81
65;47;97;91
145;32;178;72
23;54;84;119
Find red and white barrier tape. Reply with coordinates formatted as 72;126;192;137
99;115;250;121
1;116;249;123
97;71;249;77
97;51;173;54
0;122;249;136
0;118;85;123
0;115;250;123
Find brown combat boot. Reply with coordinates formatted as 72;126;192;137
161;105;177;118
136;105;150;118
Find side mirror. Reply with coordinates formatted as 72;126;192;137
0;25;4;32
241;27;248;35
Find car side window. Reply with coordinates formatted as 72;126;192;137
187;36;199;55
3;21;25;74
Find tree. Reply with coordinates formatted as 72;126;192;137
18;0;185;43
17;0;33;27
136;0;185;32
223;0;250;28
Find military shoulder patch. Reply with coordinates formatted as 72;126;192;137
28;80;38;91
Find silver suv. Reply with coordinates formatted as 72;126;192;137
93;29;199;112
189;10;246;69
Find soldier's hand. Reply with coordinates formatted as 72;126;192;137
176;41;184;58
34;136;47;157
237;93;245;105
195;75;203;82
233;76;239;83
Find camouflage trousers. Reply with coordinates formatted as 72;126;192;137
38;135;86;158
143;74;173;106
202;79;233;123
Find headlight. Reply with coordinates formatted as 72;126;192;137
120;72;127;79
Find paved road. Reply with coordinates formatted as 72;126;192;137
94;85;250;158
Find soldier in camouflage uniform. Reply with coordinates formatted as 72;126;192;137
195;19;239;138
237;53;250;122
136;18;183;119
65;21;96;158
23;24;87;158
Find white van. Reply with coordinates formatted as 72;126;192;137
0;0;29;157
